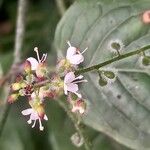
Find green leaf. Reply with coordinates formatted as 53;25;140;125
54;0;150;149
47;101;130;150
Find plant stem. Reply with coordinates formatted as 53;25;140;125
57;99;91;150
75;45;150;75
14;0;28;64
0;0;28;137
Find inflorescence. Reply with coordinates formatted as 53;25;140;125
8;41;88;131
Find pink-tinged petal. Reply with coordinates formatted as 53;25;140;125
66;47;76;58
68;54;84;65
66;83;78;93
64;72;75;83
30;111;39;120
27;57;39;70
22;108;33;115
44;115;48;120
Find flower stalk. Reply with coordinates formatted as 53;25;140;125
75;45;150;75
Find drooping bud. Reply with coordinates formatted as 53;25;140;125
98;77;108;86
8;94;19;103
103;71;115;79
71;99;86;114
24;60;31;74
108;39;124;55
142;56;150;66
71;132;84;147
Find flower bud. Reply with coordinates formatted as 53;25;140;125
36;63;47;78
71;99;86;114
71;132;84;147
8;94;19;103
11;82;22;91
103;71;115;79
24;60;31;73
19;89;26;96
142;56;150;66
98;77;107;86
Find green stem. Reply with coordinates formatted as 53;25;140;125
75;45;150;75
57;99;91;150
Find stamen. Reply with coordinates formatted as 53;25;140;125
74;75;83;80
32;120;36;128
73;80;88;84
67;41;72;47
41;53;48;62
38;118;44;131
40;54;46;62
27;119;32;124
81;47;88;54
43;53;47;62
34;47;41;63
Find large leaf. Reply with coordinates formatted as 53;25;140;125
46;100;130;150
54;0;150;149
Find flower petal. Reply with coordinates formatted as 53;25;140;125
68;54;84;65
22;108;33;115
66;47;76;58
66;83;78;93
64;72;75;83
30;111;39;120
44;114;48;120
27;57;39;70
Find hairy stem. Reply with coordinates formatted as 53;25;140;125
0;0;28;137
75;45;150;75
57;99;91;150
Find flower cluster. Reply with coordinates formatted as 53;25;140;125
9;42;87;131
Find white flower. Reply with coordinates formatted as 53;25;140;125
22;107;48;131
27;47;47;71
64;72;87;98
66;41;88;65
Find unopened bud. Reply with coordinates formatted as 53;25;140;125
98;77;107;86
8;94;19;103
24;60;31;73
103;71;115;79
71;132;84;147
71;99;86;114
11;82;22;91
142;56;150;66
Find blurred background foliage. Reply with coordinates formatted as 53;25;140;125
0;0;131;150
